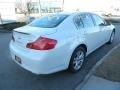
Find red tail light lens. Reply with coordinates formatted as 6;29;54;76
26;37;57;50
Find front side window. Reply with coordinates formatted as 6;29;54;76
29;14;68;28
80;14;94;28
92;14;105;26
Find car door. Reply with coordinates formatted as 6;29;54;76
80;13;102;53
91;14;110;43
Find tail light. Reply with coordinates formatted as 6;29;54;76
26;37;57;50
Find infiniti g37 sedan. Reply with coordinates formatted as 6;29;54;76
10;12;115;74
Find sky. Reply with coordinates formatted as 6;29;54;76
64;0;116;11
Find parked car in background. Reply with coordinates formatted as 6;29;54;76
10;12;115;74
93;11;108;16
110;10;120;16
26;16;35;24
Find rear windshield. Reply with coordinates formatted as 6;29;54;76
29;14;68;28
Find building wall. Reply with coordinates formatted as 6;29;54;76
0;0;16;20
30;0;62;13
0;0;119;21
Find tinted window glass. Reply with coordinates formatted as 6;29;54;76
29;14;68;28
92;14;105;26
80;14;94;28
74;15;84;28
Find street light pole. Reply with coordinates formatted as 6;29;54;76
62;0;64;11
38;0;42;16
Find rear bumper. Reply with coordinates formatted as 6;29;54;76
9;41;67;74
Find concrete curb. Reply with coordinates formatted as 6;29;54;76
75;43;120;90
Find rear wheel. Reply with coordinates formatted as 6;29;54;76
68;47;86;73
108;31;115;44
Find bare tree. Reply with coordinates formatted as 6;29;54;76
15;0;31;16
15;0;33;23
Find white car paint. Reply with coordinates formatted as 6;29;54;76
9;12;115;74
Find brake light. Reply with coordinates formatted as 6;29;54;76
26;37;57;50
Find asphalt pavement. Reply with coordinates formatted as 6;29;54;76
0;23;120;90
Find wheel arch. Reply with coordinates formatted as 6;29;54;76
68;43;87;72
70;43;87;59
76;44;87;53
113;28;115;33
69;43;87;63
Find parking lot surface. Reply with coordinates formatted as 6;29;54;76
0;23;120;90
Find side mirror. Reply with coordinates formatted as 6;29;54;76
99;23;105;26
104;20;112;25
106;21;111;25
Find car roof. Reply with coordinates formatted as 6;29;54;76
57;11;99;16
47;11;101;18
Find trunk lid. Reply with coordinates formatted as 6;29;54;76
13;25;57;48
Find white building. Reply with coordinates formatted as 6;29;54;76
0;0;16;20
0;0;62;21
0;0;120;21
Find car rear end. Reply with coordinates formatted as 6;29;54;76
9;13;71;74
10;28;59;74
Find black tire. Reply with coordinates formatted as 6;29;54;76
68;46;86;73
107;31;115;44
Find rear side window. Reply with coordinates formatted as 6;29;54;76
74;15;84;29
80;14;94;28
29;14;68;28
92;14;105;26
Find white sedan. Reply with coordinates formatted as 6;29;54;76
10;12;115;74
